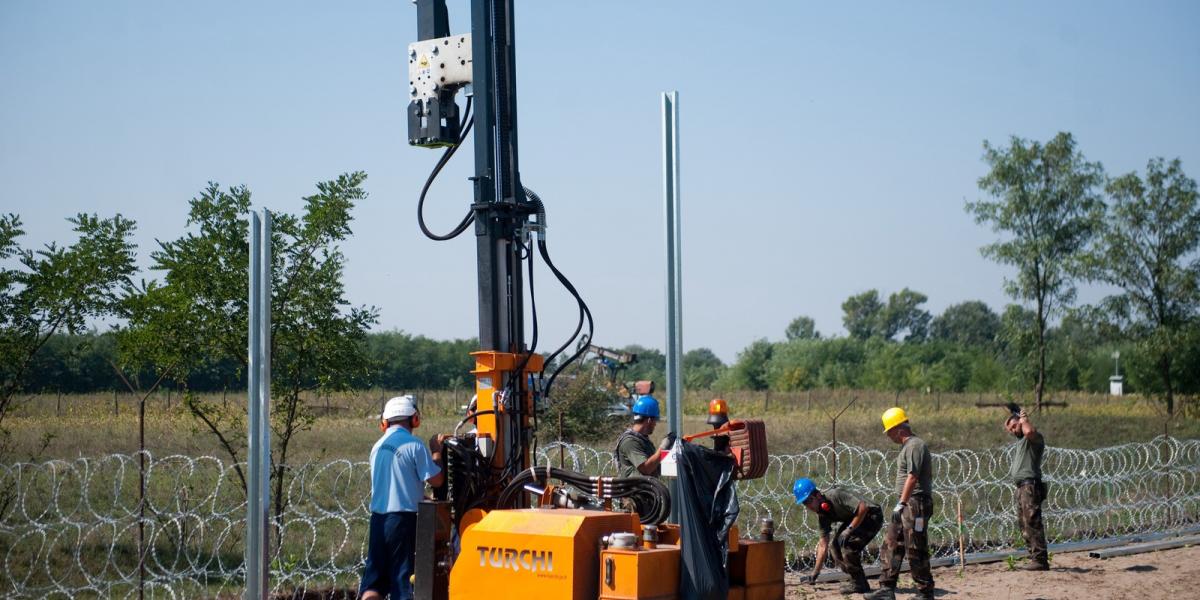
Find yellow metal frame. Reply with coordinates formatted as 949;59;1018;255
471;350;544;471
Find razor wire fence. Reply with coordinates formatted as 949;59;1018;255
2;437;1199;598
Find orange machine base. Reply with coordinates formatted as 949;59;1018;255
599;545;681;600
728;539;785;600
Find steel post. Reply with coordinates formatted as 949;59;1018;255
245;210;272;599
662;92;683;522
662;91;683;439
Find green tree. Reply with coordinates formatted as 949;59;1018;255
860;339;920;392
881;288;932;342
930;301;1001;347
766;337;867;391
0;213;137;453
539;369;624;444
682;347;725;389
842;289;930;342
784;315;820;341
842;290;884;340
968;132;1105;409
720;338;773;390
120;173;378;519
25;332;123;393
1086;158;1200;414
998;304;1039;392
1045;312;1112;392
366;331;476;389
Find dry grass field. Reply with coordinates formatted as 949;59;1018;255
5;388;1196;462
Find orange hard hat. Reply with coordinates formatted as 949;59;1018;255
707;398;730;425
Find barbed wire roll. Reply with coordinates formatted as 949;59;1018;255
0;437;1198;597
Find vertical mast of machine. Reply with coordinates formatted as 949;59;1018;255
410;0;538;482
468;0;538;480
472;0;525;352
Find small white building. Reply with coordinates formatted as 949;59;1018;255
1109;375;1124;396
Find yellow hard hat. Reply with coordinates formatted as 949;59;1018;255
881;407;908;432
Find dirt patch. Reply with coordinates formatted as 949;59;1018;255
786;544;1200;599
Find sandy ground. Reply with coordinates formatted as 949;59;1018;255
785;544;1199;600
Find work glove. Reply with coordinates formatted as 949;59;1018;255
659;431;677;451
892;502;905;521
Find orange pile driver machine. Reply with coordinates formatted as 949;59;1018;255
404;1;783;598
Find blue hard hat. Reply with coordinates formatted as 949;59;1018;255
793;478;816;504
631;395;661;419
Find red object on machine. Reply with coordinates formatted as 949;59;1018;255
683;419;768;480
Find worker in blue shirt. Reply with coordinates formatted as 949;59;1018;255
360;395;445;600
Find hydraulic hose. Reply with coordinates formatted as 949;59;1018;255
497;466;671;525
534;236;594;398
517;187;593;400
417;97;476;241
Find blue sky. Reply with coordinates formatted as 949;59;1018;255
2;1;1198;362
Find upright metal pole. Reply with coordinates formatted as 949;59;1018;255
662;91;683;440
246;210;272;600
246;212;262;599
258;210;273;564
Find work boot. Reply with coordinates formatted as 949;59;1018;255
839;580;870;594
1023;560;1050;571
862;587;895;600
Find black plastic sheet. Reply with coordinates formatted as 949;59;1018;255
674;440;740;600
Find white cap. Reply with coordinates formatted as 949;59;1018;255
382;395;418;421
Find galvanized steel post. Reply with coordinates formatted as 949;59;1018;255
662;91;683;442
246;210;272;599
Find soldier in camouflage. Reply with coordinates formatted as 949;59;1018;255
866;407;935;600
613;394;675;479
1007;407;1048;570
793;478;883;594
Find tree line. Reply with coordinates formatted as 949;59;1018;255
717;296;1200;399
23;292;1197;407
14;330;478;394
1;133;1197;472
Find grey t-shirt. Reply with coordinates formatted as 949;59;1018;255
817;486;879;534
895;435;933;497
1010;432;1045;482
615;429;658;478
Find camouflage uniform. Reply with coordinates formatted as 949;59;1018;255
877;435;935;598
614;428;658;479
818;487;883;590
1012;432;1048;566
